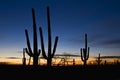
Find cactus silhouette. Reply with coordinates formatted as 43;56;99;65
116;60;119;65
39;6;59;67
22;48;26;65
25;8;41;66
73;59;75;66
104;60;107;65
80;33;90;67
96;53;102;65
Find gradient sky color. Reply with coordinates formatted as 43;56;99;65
0;0;120;60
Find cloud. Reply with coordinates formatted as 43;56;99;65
64;33;120;49
102;39;120;45
91;38;120;48
67;36;83;43
103;16;120;29
89;34;107;43
82;33;120;48
66;33;107;47
55;52;80;57
17;51;23;53
5;57;21;59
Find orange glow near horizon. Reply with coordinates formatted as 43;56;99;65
0;57;119;66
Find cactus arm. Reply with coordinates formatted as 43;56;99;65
51;36;59;57
25;29;33;54
37;49;41;56
39;27;47;59
81;48;84;61
25;48;33;57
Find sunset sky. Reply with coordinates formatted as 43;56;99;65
0;0;120;64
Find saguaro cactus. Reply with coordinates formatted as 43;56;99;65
104;60;107;65
25;8;41;66
80;33;90;67
22;48;26;65
39;6;59;67
96;53;102;65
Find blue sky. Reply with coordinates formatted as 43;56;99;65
0;0;120;59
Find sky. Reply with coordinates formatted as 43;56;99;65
0;0;120;61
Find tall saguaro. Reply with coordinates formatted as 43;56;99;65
39;6;59;67
25;8;41;66
80;33;90;67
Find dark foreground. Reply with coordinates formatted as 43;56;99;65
0;64;120;80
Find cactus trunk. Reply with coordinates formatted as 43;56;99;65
33;55;38;65
84;60;87;66
47;58;52;66
47;7;52;66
